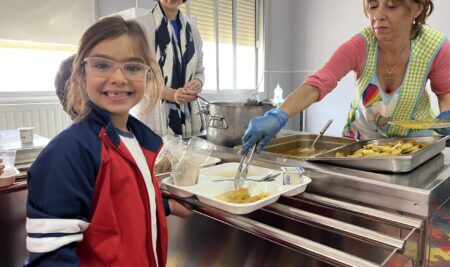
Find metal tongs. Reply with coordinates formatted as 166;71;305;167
234;143;257;189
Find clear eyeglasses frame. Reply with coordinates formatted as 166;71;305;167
83;57;151;82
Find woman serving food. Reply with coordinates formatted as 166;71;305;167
240;0;450;154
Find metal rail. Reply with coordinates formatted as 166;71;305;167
292;193;423;228
165;192;381;267
263;202;406;250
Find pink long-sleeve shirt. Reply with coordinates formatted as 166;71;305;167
304;34;450;101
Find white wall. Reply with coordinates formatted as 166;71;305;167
263;0;300;130
289;0;450;135
0;0;96;45
292;0;365;135
98;0;154;17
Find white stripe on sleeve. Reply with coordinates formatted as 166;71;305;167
26;234;83;253
26;218;90;234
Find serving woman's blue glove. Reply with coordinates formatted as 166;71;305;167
239;108;289;155
434;110;450;135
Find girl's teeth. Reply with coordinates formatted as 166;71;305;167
106;92;127;96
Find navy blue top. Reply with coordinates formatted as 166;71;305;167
170;19;181;44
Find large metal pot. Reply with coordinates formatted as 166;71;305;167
203;102;273;147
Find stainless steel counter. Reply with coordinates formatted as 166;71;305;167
162;143;450;267
205;144;449;217
1;134;448;267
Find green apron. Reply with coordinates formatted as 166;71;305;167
343;26;446;139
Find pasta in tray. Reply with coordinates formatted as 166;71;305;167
216;188;270;204
335;141;424;158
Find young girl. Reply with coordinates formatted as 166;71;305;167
25;16;190;267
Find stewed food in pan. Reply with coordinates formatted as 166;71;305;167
335;140;424;157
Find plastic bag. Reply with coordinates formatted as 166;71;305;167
154;136;214;178
154;135;183;174
186;137;214;164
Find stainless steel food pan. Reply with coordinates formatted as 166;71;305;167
262;134;355;160
307;136;448;173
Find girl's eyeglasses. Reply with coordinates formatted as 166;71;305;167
83;57;150;81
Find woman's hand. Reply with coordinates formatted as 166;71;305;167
168;199;194;218
434;110;450;135
184;79;202;93
239;108;289;154
173;87;199;105
165;79;203;105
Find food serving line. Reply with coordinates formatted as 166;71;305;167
0;130;449;266
160;132;450;267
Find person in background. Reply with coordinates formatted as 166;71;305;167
25;16;191;267
240;0;450;154
132;0;205;137
54;54;75;115
0;159;4;175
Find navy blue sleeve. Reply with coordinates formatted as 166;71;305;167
23;243;79;267
162;198;171;216
24;126;100;267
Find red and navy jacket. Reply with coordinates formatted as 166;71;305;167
24;104;168;267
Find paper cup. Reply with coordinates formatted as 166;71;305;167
172;160;200;186
18;127;34;144
281;167;305;185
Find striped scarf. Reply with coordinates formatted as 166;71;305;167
153;2;202;136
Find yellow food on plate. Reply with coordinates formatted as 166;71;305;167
216;188;270;203
212;170;258;177
335;141;424;158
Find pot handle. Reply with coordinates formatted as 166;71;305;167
195;101;209;116
208;115;228;129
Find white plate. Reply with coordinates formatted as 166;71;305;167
193;181;281;214
162;174;311;214
199;162;280;181
0;167;20;188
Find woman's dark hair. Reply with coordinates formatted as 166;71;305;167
159;0;188;3
410;0;434;39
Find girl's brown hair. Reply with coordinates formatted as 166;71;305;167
363;0;434;39
66;16;163;122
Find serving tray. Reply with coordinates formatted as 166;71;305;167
388;119;450;129
162;164;311;214
262;134;355;160
306;136;448;173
